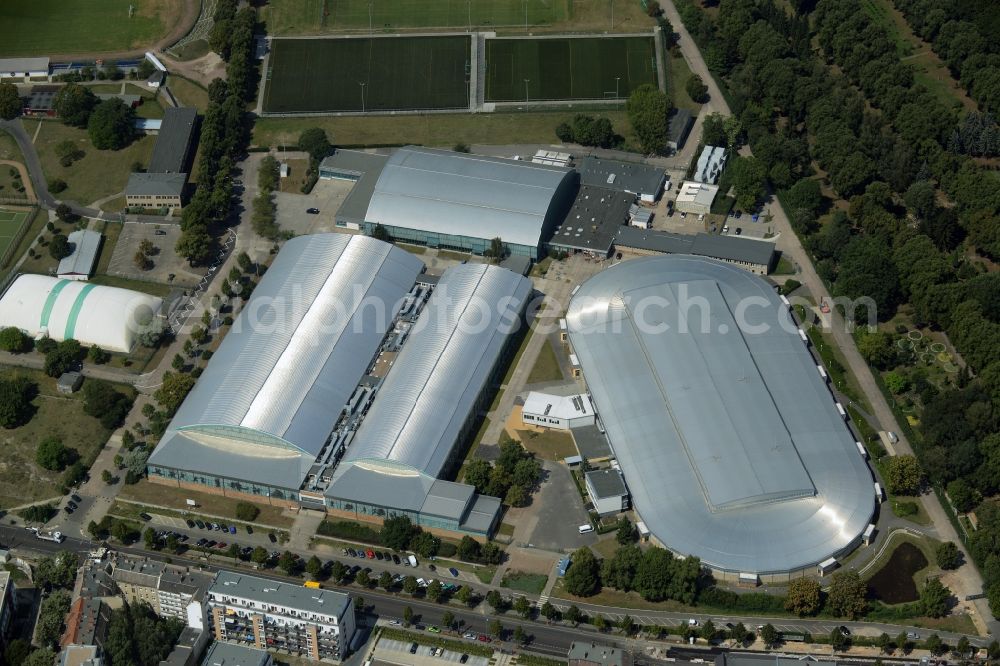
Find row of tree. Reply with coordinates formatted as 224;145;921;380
563;543;701;603
176;6;257;264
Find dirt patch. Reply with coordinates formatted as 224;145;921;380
159;51;227;88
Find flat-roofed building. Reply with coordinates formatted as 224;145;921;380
674;181;719;216
667;109;693;153
202;641;272;666
0;571;13;647
584;469;629;516
568;642;633;666
522;391;595;430
319;150;389;230
110;556;211;620
0;57;49;80
613;227;775;275
578;156;666;203
206;572;355;662
548;185;633;257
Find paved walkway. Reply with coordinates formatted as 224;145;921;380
661;0;995;636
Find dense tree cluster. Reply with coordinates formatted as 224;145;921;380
564;543;701;603
893;0;1000;113
0;82;20;120
669;0;1000;615
626;84;669;154
103;602;184;666
177;6;257;264
463;438;542;508
554;114;616;148
82;379;134;429
0;374;36;428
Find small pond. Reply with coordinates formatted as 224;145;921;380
866;542;928;604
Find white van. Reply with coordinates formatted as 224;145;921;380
578;524;594;534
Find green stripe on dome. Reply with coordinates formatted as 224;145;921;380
64;283;96;340
39;279;71;330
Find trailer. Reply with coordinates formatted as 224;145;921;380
862;524;876;546
874;482;884;502
816;365;828;381
855;441;868;459
36;529;65;543
144;52;167;72
835;402;847;419
817;557;838;576
797;328;808;343
779;294;790;306
739;572;759;587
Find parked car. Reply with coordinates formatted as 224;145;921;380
268;533;277;543
392;554;401;564
449;567;460;577
195;520;206;529
722;226;730;234
463;632;477;640
839;626;851;637
388;619;401;626
229;525;237;534
185;519;195;528
382;551;392;560
735;227;742;235
409;643;418;654
477;635;491;643
306;208;320;214
139;513;152;521
154;229;167;236
427;626;441;634
71;494;82;503
375;551;384;561
63;506;73;514
67;501;78;510
348;548;358;557
366;549;375;559
460;655;469;664
245;525;253;534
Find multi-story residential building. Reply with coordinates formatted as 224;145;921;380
110;556;211;621
206;572;355;663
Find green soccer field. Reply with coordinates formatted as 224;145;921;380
485;37;658;102
0;208;31;263
0;0;175;57
263;36;471;113
264;0;570;34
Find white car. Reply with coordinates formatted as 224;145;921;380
722;225;730;233
388;619;402;626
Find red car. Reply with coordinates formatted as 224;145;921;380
477;635;491;643
366;549;375;559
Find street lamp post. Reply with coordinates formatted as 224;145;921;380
369;1;374;34
524;79;530;111
610;0;614;30
359;82;367;113
615;76;620;102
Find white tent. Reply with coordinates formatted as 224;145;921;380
0;274;163;352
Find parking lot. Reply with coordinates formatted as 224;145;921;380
107;222;205;288
374;638;489;666
519;461;596;551
274;178;356;236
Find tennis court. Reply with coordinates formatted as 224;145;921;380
263;36;471;114
485;36;657;102
0;208;31;265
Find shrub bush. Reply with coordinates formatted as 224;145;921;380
235;502;260;522
317;520;382;545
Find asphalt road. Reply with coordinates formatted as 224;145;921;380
0;525;989;651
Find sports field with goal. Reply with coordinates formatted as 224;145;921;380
262;36;471;114
485;36;657;102
0;208;32;266
263;0;570;34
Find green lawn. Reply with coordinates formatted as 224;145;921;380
485;37;657;102
23;120;155;207
0;207;45;277
88;274;172;297
0;208;30;264
668;53;702;114
263;0;569;34
0;0;180;57
168;76;211;112
264;36;470;113
0;164;30;204
0;130;25;163
515;428;577;461
0;367;121;508
526;339;563;383
500;570;548;594
254;110;634;150
262;0;655;35
119;480;295;528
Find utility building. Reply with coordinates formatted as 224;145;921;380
522;391;595;430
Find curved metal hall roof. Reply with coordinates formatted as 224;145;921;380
565;255;874;574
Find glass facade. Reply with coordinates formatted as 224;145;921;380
361;222;539;259
147;466;296;502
